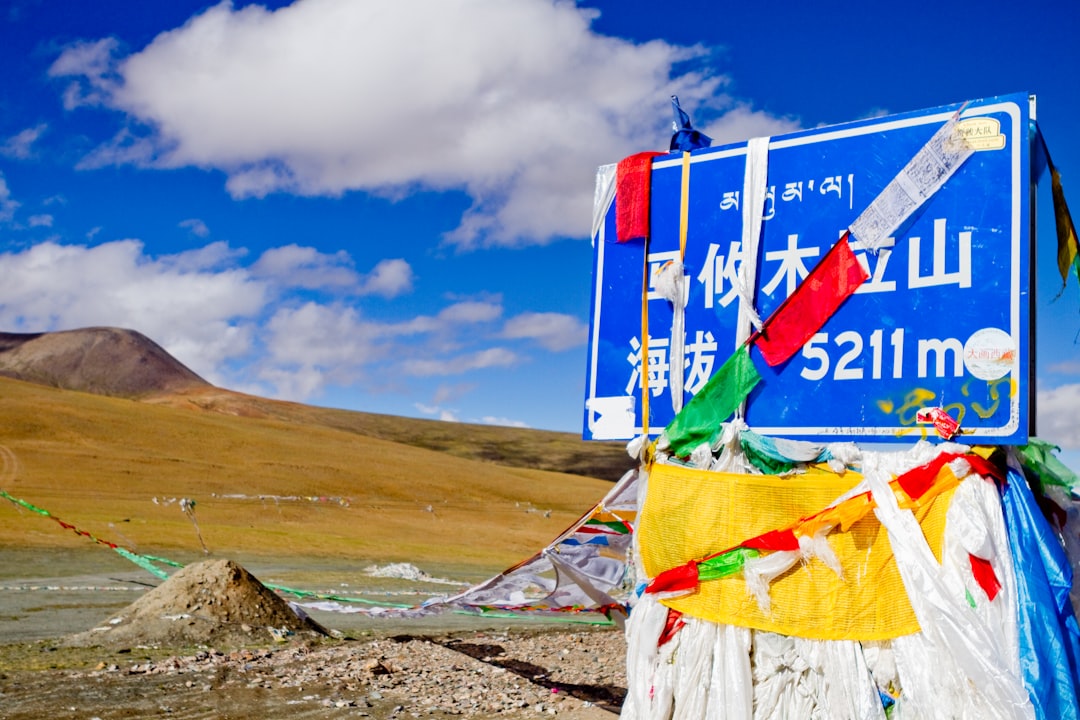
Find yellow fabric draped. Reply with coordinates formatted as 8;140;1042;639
638;462;958;641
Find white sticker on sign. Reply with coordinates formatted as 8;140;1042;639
963;327;1015;381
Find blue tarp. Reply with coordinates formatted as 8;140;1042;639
1003;453;1080;718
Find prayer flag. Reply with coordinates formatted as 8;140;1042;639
1052;165;1080;294
741;528;800;553
969;554;1002;602
669;95;712;153
615;151;664;243
752;233;869;367
662;345;761;457
647;561;700;595
896;453;962;501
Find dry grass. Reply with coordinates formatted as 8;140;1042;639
147;386;636;481
0;377;618;575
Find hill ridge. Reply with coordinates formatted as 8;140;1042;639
0;327;207;398
0;326;632;480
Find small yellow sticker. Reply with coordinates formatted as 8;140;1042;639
956;117;1006;151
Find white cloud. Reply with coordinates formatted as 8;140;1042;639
75;127;160;170
480;415;530;428
252;244;360;291
392;300;503;336
437;300;502;324
359;258;413;298
417;402;529;427
27;214;54;228
47;0;795;248
700;103;801;146
0;240;266;381
48;37;120;109
0;174;20;223
502;311;587;351
257;297;516;398
179;218;210;237
161;240;246;271
1048;360;1080;376
1;124;47;159
257;363;328;401
250;247;413;297
262;302;390;370
403;347;519;376
1037;383;1080;449
0;238;517;400
415;403;461;423
432;382;476;404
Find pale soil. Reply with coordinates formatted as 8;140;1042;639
0;549;625;719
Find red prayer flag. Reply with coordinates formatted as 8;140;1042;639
657;607;686;647
964;454;1005;483
752;233;870;366
969;554;1002;601
646;561;700;595
741;528;800;552
615;152;664;243
896;452;964;500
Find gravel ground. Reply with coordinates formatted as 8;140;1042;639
0;627;626;719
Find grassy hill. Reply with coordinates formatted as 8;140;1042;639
0;376;623;576
147;386;635;481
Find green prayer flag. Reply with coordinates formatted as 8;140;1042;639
742;441;799;475
698;547;760;582
1018;439;1079;492
663;344;761;457
113;547;170;580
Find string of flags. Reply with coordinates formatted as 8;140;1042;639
0;470;640;622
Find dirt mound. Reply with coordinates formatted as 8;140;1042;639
66;559;327;649
0;327;208;398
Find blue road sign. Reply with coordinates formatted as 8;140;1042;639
584;93;1032;444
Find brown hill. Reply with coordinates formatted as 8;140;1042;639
0;326;632;481
0;327;208;397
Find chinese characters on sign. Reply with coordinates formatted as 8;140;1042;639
585;93;1030;444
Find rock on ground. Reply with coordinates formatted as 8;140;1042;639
65;558;327;649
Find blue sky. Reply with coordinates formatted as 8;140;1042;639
1;0;1078;464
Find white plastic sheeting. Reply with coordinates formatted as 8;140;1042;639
654;260;688;415
623;619;888;720
624;443;1039;719
735;136;770;343
751;633;886;720
869;467;1032;719
706;623;754;720
623;592;678;720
